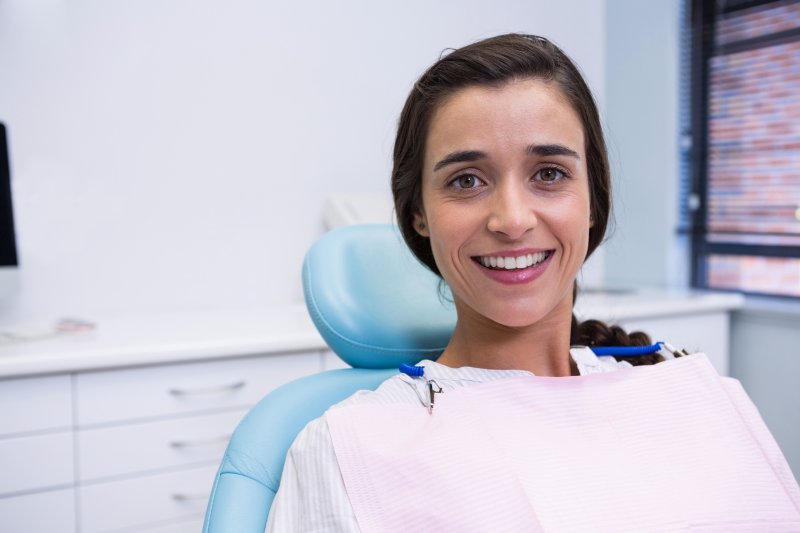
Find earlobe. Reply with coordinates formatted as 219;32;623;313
413;212;430;237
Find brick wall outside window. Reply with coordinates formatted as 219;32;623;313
698;0;800;297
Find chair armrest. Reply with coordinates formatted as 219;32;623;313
203;471;273;533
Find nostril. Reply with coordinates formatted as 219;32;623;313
487;204;538;237
487;218;537;239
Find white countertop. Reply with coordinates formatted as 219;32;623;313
575;288;744;322
0;306;326;378
0;289;744;379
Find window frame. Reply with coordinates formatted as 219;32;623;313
688;0;800;298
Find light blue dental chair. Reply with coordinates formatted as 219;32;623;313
202;224;456;532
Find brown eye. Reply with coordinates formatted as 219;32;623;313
539;167;565;183
451;174;483;189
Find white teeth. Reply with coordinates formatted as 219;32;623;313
479;251;550;270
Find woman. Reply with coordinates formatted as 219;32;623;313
269;32;646;530
267;34;798;531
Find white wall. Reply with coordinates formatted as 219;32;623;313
0;0;607;322
730;308;800;479
603;0;683;289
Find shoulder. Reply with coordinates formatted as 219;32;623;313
268;372;418;531
289;371;419;454
332;372;424;408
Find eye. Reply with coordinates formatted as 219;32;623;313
449;173;485;190
537;167;567;183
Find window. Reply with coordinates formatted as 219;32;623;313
687;0;800;298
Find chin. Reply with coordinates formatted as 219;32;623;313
483;307;550;329
456;290;571;330
478;291;574;328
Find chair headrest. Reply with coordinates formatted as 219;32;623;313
302;224;456;369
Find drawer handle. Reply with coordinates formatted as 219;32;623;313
171;492;209;502
169;435;231;449
168;380;246;396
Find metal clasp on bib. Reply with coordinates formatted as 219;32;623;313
399;363;443;414
427;379;442;414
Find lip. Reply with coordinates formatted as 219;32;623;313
471;249;554;285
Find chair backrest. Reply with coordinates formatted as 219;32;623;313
304;223;455;367
203;224;456;533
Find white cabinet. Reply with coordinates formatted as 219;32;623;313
78;465;219;533
0;374;75;532
136;518;206;533
77;410;243;481
76;353;317;425
0;374;72;434
0;350;324;533
0;488;76;533
0;432;74;495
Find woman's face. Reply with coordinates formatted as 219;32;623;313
416;78;591;329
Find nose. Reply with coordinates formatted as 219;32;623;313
486;180;538;240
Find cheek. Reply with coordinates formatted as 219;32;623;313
552;196;592;254
425;207;475;277
427;218;459;267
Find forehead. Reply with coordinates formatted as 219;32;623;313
424;78;585;163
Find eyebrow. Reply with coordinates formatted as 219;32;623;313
432;150;487;172
432;143;580;172
525;143;580;159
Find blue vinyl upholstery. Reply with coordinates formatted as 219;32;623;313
303;224;455;368
203;224;456;533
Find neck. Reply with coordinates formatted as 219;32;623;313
435;298;574;377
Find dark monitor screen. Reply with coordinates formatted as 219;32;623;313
0;123;18;267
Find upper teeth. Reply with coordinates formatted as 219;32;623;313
479;252;549;270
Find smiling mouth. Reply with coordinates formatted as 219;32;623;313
474;251;554;270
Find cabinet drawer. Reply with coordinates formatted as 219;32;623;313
76;352;320;426
79;464;217;533
0;487;76;533
78;409;245;481
137;518;205;533
0;374;72;435
0;431;73;496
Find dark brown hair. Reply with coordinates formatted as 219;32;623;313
391;33;654;359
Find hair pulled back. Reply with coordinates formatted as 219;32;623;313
391;33;652;355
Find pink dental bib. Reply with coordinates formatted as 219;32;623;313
326;355;800;532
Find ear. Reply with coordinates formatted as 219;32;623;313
413;211;430;237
